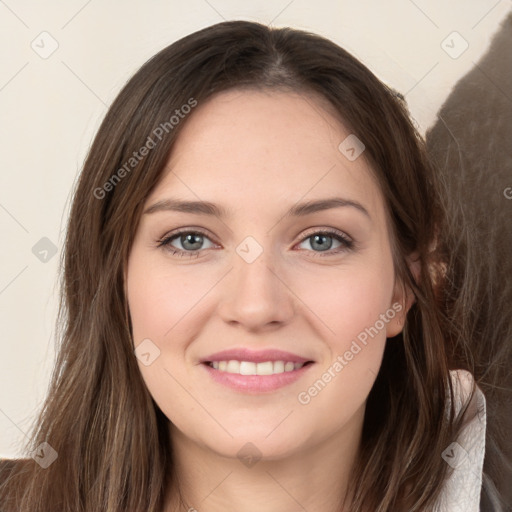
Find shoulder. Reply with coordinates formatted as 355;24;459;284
434;370;488;511
0;458;32;488
0;458;32;512
1;458;17;480
0;457;31;475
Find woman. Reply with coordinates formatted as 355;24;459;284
0;20;505;511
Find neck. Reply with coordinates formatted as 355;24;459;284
163;405;364;512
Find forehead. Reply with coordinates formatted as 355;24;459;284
148;88;385;221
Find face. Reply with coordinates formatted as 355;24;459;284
126;88;409;460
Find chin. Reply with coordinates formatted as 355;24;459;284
205;414;319;458
206;434;309;463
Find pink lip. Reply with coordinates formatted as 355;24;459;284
201;348;313;364
201;361;314;393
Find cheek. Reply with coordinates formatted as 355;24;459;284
291;253;395;395
126;252;220;414
127;253;215;343
126;252;208;430
294;269;393;423
293;257;395;346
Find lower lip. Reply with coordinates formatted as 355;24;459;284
201;362;314;393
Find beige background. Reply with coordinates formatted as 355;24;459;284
1;0;510;457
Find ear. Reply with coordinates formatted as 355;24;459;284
386;251;421;338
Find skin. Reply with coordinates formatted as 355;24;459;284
126;89;416;512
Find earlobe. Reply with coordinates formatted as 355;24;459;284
386;252;420;338
385;283;410;338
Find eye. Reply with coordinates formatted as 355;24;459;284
157;228;355;258
296;229;354;257
157;229;216;258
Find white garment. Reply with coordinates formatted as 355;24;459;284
434;369;487;512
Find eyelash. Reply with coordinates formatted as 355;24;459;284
156;228;355;259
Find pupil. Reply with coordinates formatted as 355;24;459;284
183;234;202;250
312;234;331;251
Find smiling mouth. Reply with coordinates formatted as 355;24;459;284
203;360;314;376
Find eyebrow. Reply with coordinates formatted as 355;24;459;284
143;197;371;220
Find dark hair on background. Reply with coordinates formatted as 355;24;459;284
0;19;505;511
426;12;512;511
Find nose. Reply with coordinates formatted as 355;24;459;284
217;245;295;332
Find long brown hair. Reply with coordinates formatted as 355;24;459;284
0;20;498;511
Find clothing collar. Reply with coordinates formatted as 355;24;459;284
434;369;487;511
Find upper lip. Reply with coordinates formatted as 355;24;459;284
201;348;314;364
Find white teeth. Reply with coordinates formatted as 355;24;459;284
226;360;240;373
239;361;256;375
210;360;307;375
256;361;273;375
273;361;284;374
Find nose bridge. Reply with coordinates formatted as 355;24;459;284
234;234;281;303
235;234;276;288
218;233;294;329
